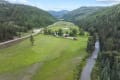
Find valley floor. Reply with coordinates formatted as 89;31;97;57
0;34;88;80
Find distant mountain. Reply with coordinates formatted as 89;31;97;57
63;7;104;22
48;10;69;19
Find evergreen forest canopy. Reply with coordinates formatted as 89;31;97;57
63;7;104;22
0;0;56;42
64;4;120;80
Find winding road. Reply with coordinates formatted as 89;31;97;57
80;41;100;80
0;29;42;46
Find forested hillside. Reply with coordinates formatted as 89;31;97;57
63;7;103;22
69;4;120;80
0;0;56;42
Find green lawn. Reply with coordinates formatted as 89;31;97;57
0;34;88;80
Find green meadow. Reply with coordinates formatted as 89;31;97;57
0;34;88;80
0;21;88;80
48;21;79;33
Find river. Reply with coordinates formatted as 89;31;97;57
80;41;100;80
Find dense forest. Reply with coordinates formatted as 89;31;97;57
0;0;56;42
63;7;103;22
68;4;120;80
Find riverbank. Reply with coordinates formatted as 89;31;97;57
80;41;100;80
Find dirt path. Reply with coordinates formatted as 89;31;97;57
80;41;100;80
0;29;42;46
21;62;42;80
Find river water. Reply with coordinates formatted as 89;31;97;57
80;41;100;80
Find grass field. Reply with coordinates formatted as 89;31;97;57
0;34;88;80
0;21;88;80
48;21;79;33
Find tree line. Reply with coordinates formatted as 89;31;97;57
75;4;120;80
43;28;85;37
